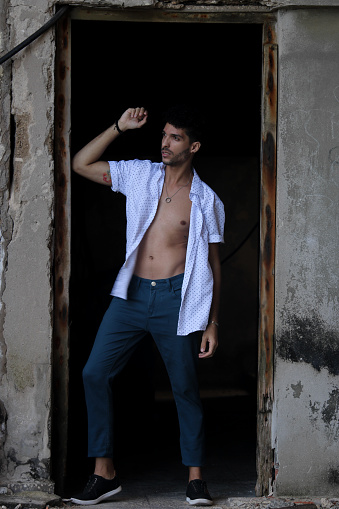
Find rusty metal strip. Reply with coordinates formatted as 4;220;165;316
256;21;277;496
52;12;71;493
71;7;276;24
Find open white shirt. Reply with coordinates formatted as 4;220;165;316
109;159;225;336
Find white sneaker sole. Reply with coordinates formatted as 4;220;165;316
70;485;122;505
186;496;213;506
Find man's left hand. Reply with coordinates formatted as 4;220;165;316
199;324;218;359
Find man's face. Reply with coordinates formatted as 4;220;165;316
161;123;199;167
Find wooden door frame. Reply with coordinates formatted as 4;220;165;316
256;21;277;496
53;9;277;495
53;11;71;492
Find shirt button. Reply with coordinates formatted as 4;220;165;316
151;281;156;286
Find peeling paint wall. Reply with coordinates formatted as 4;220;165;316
0;0;55;491
275;8;339;496
0;0;12;481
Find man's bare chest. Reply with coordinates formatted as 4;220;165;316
144;188;192;244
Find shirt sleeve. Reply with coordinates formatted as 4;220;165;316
108;160;133;196
109;159;157;199
205;192;225;244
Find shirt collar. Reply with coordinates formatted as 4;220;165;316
190;168;204;198
160;164;204;199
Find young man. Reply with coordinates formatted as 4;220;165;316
68;106;225;506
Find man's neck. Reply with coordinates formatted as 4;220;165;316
165;163;193;186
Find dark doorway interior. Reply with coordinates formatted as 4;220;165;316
66;19;262;497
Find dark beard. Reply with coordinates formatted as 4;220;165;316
165;148;191;167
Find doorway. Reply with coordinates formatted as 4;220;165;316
54;16;266;498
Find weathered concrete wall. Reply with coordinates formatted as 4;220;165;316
0;0;55;491
0;0;12;481
1;0;339;497
274;8;339;495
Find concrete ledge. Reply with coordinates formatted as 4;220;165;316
0;494;336;509
0;491;62;509
226;498;339;509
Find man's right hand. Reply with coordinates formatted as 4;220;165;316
118;107;148;132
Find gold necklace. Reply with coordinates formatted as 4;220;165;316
164;177;191;203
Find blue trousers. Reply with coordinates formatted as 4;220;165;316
82;273;205;467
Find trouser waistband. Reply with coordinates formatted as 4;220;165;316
130;272;184;290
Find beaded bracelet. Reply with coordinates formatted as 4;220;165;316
115;120;123;135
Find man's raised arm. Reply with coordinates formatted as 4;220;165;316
72;107;148;186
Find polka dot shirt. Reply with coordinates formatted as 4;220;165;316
109;159;225;336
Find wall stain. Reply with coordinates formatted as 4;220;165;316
11;112;31;198
29;457;50;480
308;392;339;440
6;447;50;481
0;400;7;473
8;353;34;392
328;467;339;485
291;381;303;398
322;388;339;427
277;312;339;375
309;399;320;425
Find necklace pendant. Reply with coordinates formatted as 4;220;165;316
165;197;172;203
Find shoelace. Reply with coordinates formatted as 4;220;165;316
84;475;98;494
192;481;209;495
191;480;207;492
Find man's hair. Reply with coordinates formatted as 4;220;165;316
162;104;205;144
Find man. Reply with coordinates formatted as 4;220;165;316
69;106;225;506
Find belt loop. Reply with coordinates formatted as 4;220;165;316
133;275;141;289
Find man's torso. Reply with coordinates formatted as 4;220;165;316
133;182;192;279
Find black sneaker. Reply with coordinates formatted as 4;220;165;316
186;479;213;506
68;474;122;505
